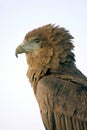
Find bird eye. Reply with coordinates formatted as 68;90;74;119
35;38;40;43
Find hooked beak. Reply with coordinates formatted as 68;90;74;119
15;42;26;58
15;40;41;58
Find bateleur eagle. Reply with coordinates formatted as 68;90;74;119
15;24;87;130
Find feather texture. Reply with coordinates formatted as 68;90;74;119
16;24;87;130
36;75;87;130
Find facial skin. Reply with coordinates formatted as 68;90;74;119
15;37;41;58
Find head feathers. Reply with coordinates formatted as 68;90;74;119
25;24;75;67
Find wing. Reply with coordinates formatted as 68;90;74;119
36;75;87;130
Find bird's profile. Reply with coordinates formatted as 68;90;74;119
15;24;87;130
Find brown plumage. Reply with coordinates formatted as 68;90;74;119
15;24;87;130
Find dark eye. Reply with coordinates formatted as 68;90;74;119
35;38;40;43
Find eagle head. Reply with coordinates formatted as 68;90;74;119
15;24;75;67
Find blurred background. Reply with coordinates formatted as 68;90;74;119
0;0;87;129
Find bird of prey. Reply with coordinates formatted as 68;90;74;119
15;24;87;130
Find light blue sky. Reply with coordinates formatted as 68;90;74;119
0;0;87;130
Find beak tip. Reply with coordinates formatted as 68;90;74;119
15;52;18;58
